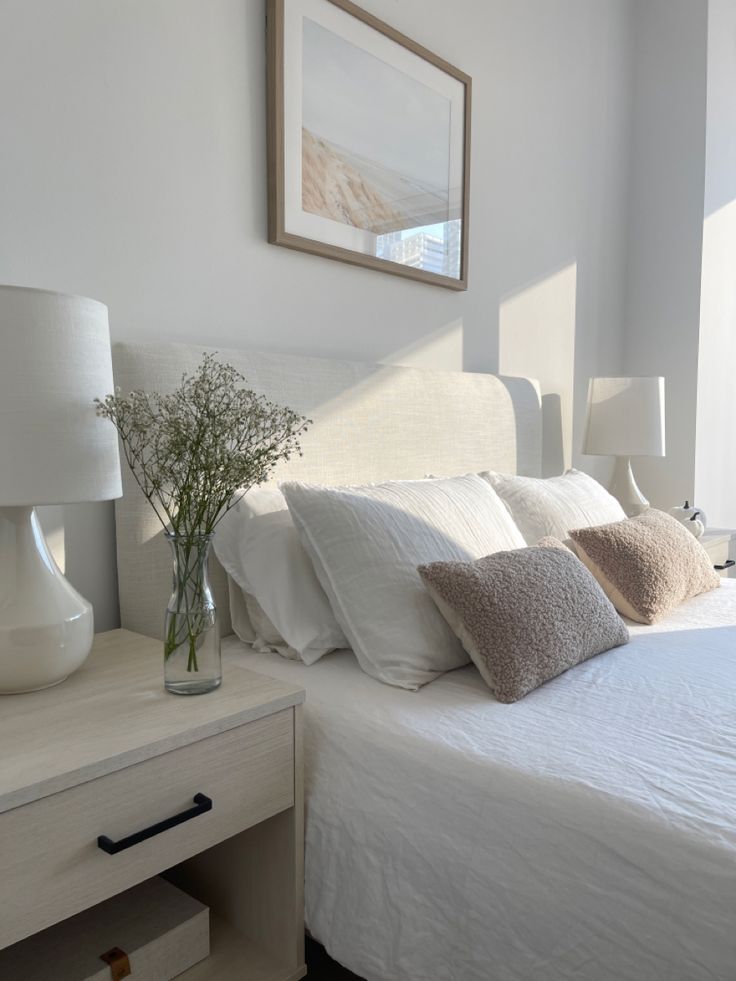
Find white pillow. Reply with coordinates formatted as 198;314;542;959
214;486;348;664
481;469;626;544
281;475;526;690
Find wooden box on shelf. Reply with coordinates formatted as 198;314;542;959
0;629;306;981
0;876;209;981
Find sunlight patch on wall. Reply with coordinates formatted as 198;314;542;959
695;199;736;525
499;263;577;475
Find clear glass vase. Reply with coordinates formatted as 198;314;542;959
164;533;221;695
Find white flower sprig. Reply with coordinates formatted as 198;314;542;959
95;353;310;538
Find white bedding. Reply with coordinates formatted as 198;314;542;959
225;580;736;981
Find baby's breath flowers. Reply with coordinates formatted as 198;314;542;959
95;353;309;537
96;354;309;671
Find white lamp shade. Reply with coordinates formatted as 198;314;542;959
0;285;122;506
584;376;665;457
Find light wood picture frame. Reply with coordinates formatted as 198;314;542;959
267;0;472;291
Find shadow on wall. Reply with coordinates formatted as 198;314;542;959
37;501;120;632
541;393;565;477
498;262;578;477
64;502;119;630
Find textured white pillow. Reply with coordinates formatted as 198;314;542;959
281;475;526;690
481;469;626;545
214;486;348;664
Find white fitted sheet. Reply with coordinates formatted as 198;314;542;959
224;579;736;981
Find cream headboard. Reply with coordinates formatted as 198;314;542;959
113;342;542;640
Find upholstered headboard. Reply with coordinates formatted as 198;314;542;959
113;342;542;640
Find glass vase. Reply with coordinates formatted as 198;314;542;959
164;533;221;695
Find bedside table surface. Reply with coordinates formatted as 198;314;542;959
0;628;304;815
700;528;735;544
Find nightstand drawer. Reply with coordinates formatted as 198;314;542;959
701;531;736;578
0;707;294;948
705;538;731;566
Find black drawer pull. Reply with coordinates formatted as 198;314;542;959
715;559;735;571
97;793;212;855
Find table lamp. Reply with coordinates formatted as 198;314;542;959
0;285;122;693
583;376;665;516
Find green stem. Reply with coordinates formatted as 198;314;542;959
165;537;212;671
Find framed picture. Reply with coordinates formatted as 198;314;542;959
267;0;471;291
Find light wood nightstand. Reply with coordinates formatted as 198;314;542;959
700;529;736;578
0;629;306;981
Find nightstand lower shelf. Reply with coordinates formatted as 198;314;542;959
178;915;306;981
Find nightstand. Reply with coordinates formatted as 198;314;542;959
0;629;306;981
701;529;736;578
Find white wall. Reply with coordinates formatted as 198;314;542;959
621;0;708;510
0;0;634;628
695;0;736;527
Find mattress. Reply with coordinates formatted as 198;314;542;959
224;579;736;981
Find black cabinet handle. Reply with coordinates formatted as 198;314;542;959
97;793;212;855
715;560;735;571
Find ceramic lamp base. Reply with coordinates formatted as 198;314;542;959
610;457;649;517
0;506;93;694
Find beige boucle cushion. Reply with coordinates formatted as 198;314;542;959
418;544;629;703
569;509;720;625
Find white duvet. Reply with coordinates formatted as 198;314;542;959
226;580;736;981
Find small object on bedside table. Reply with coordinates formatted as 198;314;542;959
669;501;707;537
700;529;736;578
583;376;666;516
0;629;306;980
0;285;122;694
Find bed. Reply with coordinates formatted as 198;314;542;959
112;342;736;981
